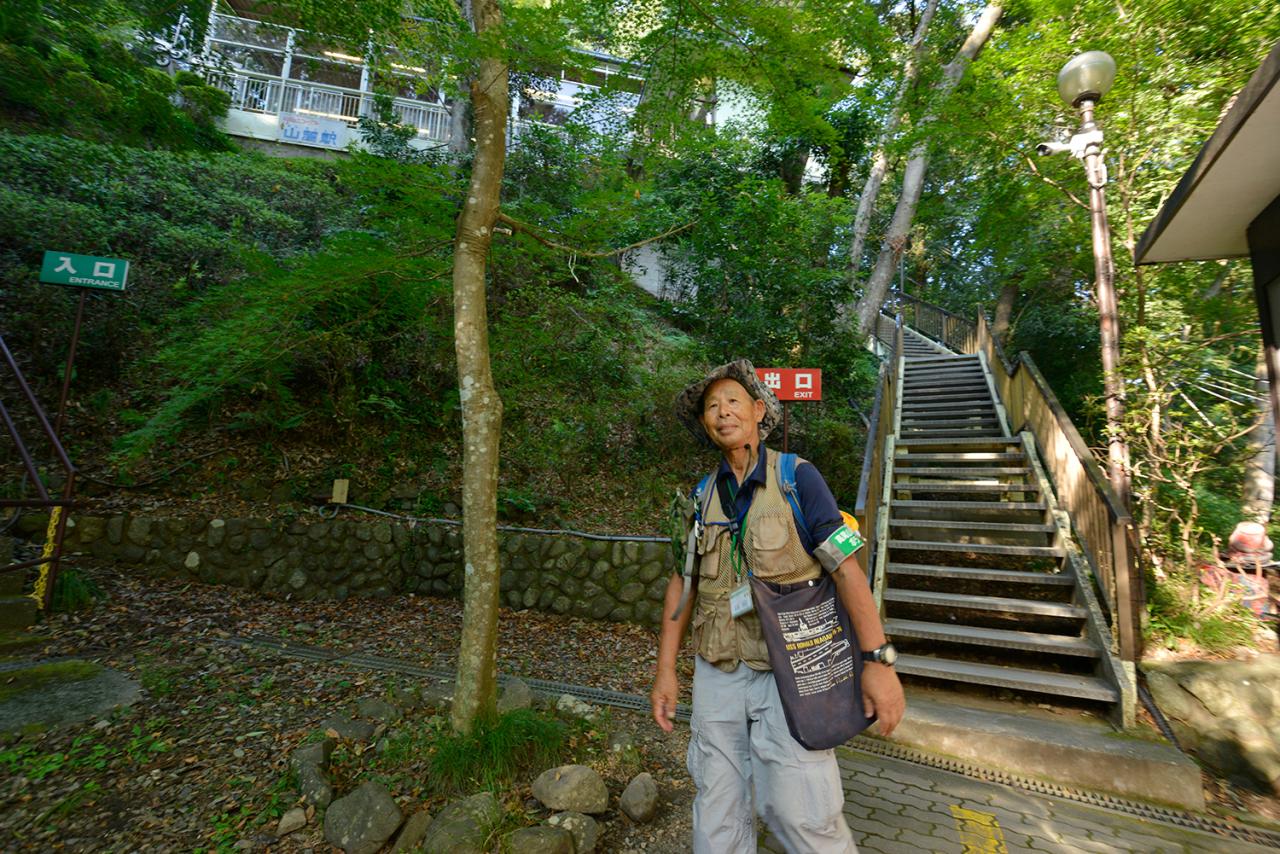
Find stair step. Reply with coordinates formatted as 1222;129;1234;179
894;467;1030;477
904;355;979;366
888;539;1062;558
901;422;998;435
900;385;991;397
903;378;987;388
893;499;1047;511
892;482;1039;493
887;562;1074;586
885;589;1083;618
895;655;1119;702
896;437;1022;447
889;519;1055;533
903;400;994;411
0;595;38;630
904;368;986;379
894;453;1025;463
886;620;1101;658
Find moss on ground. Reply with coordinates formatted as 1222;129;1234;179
0;660;101;703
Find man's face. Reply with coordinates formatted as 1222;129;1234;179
701;378;765;451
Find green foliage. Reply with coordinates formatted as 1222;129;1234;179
50;567;103;612
1146;570;1258;653
0;133;347;393
425;707;577;796
0;0;230;149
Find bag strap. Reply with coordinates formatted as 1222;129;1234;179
778;452;807;534
671;471;717;621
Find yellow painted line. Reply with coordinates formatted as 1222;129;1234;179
950;805;1008;853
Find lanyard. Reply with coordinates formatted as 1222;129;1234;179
725;480;751;581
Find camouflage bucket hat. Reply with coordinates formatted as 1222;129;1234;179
674;359;783;449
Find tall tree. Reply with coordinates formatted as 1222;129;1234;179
848;0;941;276
851;2;1004;337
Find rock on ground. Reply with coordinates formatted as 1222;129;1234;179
290;737;336;773
323;781;404;854
320;714;377;742
356;697;402;723
1145;656;1280;793
276;807;307;837
548;811;599;853
389;810;433;854
620;772;659;822
296;762;334;808
508;825;575;853
420;791;502;854
556;694;599;721
497;677;535;713
532;764;610;814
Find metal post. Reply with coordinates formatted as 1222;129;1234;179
1077;101;1131;512
54;289;87;440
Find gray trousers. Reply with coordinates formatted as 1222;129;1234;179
688;656;858;854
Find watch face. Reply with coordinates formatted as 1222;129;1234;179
880;643;898;666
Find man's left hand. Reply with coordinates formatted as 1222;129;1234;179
862;663;905;736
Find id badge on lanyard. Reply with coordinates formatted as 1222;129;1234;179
730;582;754;618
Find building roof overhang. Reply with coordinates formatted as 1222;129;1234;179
1135;40;1280;265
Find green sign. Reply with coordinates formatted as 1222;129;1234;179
39;251;129;291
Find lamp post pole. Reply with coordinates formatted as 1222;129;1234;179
1077;99;1131;510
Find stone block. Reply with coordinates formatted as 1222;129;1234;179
126;516;151;546
106;516;124;545
617;582;645;604
207;519;226;548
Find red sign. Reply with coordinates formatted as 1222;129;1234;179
756;368;822;401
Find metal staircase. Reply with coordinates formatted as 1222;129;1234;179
866;312;1132;722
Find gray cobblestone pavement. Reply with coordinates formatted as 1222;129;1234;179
810;747;1279;853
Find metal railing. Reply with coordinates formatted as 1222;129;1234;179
206;69;452;142
1;333;79;609
872;291;1143;661
855;313;903;601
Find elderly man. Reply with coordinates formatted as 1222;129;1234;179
651;359;905;853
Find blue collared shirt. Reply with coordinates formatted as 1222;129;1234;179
709;446;844;556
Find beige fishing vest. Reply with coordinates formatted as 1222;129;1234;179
693;452;823;672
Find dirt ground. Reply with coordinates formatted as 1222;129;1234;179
4;561;1279;852
0;562;697;853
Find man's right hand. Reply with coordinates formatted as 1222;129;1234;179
650;669;679;732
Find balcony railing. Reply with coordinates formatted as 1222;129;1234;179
206;70;451;143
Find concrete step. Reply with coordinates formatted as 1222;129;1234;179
895;437;1021;448
892;482;1040;494
0;569;25;597
888;518;1055;534
892;499;1047;512
895;655;1118;702
852;695;1203;810
888;539;1063;559
904;354;979;366
886;619;1102;658
894;453;1025;463
894;467;1030;477
902;399;994;411
901;411;997;423
885;589;1084;619
886;562;1074;586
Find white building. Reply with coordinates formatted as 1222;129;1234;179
194;2;642;157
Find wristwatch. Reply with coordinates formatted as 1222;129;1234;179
862;642;898;667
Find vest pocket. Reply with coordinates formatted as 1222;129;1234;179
751;514;790;556
697;527;726;580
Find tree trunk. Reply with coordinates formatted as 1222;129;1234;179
992;279;1017;344
1244;346;1275;524
450;0;507;735
847;0;940;275
852;3;1004;337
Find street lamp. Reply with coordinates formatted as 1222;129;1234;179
1038;50;1131;511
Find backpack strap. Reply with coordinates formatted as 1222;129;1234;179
778;452;807;534
671;471;717;621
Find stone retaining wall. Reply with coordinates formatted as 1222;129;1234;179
59;515;675;626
